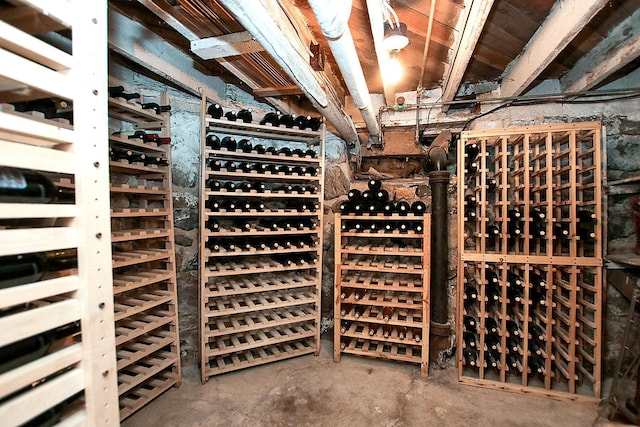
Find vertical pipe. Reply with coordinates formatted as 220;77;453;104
429;170;450;324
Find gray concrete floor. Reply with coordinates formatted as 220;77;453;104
123;338;616;427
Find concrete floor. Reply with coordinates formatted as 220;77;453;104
123;338;618;427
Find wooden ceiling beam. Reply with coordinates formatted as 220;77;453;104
499;0;609;98
560;8;640;92
440;0;495;111
253;86;304;98
191;31;263;60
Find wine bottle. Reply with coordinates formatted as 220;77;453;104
367;179;382;192
382;221;396;232
487;223;501;237
529;322;546;341
207;103;224;119
294;115;310;129
233;220;252;232
485;349;500;368
221;136;237;151
528;355;545;375
205;178;221;191
347;189;362;202
223;181;237;192
224;110;237;121
507;285;523;304
207;158;222;171
486;269;500;286
340;303;354;316
506;353;520;370
223;161;237;172
487;177;498;191
108;85;140;100
463;348;478;367
398;222;410;233
237;162;253;173
305;149;317;158
0;167;59;204
577;209;596;223
238;181;253;192
205;197;220;211
308;117;322;131
464;285;478;301
465;142;479;162
354;306;365;318
412;222;424;234
464;195;477;208
353;288;366;300
278;147;292;157
465;161;479;176
205;134;221;149
396;201;410;215
508;209;522;222
553;223;570;240
278;114;296;128
375;189;389;202
508;221;523;238
254;144;266;154
238;139;253;153
506;320;521;337
486;281;500;303
463;331;477;348
463;314;477;331
141;102;171;114
291;148;305;158
528;339;545;356
465;207;477;220
484;332;500;351
260;111;281;126
485;317;499;334
397;326;408;340
205;218;220;231
221;200;237;211
382;201;395;215
0;249;77;290
237;108;253;123
506;336;520;353
507;271;523;287
382;306;394;321
411;201;426;215
340;321;351;334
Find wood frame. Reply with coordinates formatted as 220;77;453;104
198;90;325;382
334;213;431;377
107;89;182;420
0;1;119;425
456;122;603;401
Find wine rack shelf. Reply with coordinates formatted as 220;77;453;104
199;93;324;382
457;122;603;402
334;213;431;376
108;86;181;420
0;2;119;426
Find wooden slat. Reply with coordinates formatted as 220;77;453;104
0;343;82;400
118;371;178;421
0;19;72;71
0;367;84;427
0;275;79;310
0;227;76;257
0;299;79;347
0;109;74;145
0;203;76;219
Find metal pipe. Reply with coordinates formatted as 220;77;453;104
309;0;381;144
218;0;359;145
429;170;450;324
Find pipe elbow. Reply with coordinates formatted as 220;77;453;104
425;146;448;172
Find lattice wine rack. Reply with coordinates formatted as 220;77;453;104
457;122;603;401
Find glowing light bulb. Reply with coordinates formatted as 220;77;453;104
384;53;403;84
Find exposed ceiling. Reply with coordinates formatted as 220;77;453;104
2;0;638;143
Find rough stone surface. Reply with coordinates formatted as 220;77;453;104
174;208;199;231
323;165;350;200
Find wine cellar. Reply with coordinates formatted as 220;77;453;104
198;91;324;381
457;122;603;400
2;0;640;425
107;89;182;419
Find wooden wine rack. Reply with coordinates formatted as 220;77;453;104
457;122;603;401
334;213;431;376
0;2;119;425
199;93;324;381
107;88;181;420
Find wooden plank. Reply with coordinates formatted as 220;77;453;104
0;275;79;310
253;85;305;98
0;19;72;71
191;31;263;59
0;343;82;400
499;0;608;97
0;109;74;145
0;227;76;257
0;203;76;219
361;128;423;157
0;367;84;427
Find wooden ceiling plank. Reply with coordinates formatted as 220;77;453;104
137;0;200;41
441;0;495;110
499;0;609;98
561;7;640;92
253;86;304;97
191;31;263;59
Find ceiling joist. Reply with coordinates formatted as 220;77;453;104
191;31;263;60
440;0;494;110
560;7;640;92
499;0;609;98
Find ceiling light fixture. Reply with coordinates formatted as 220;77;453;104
381;0;409;52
